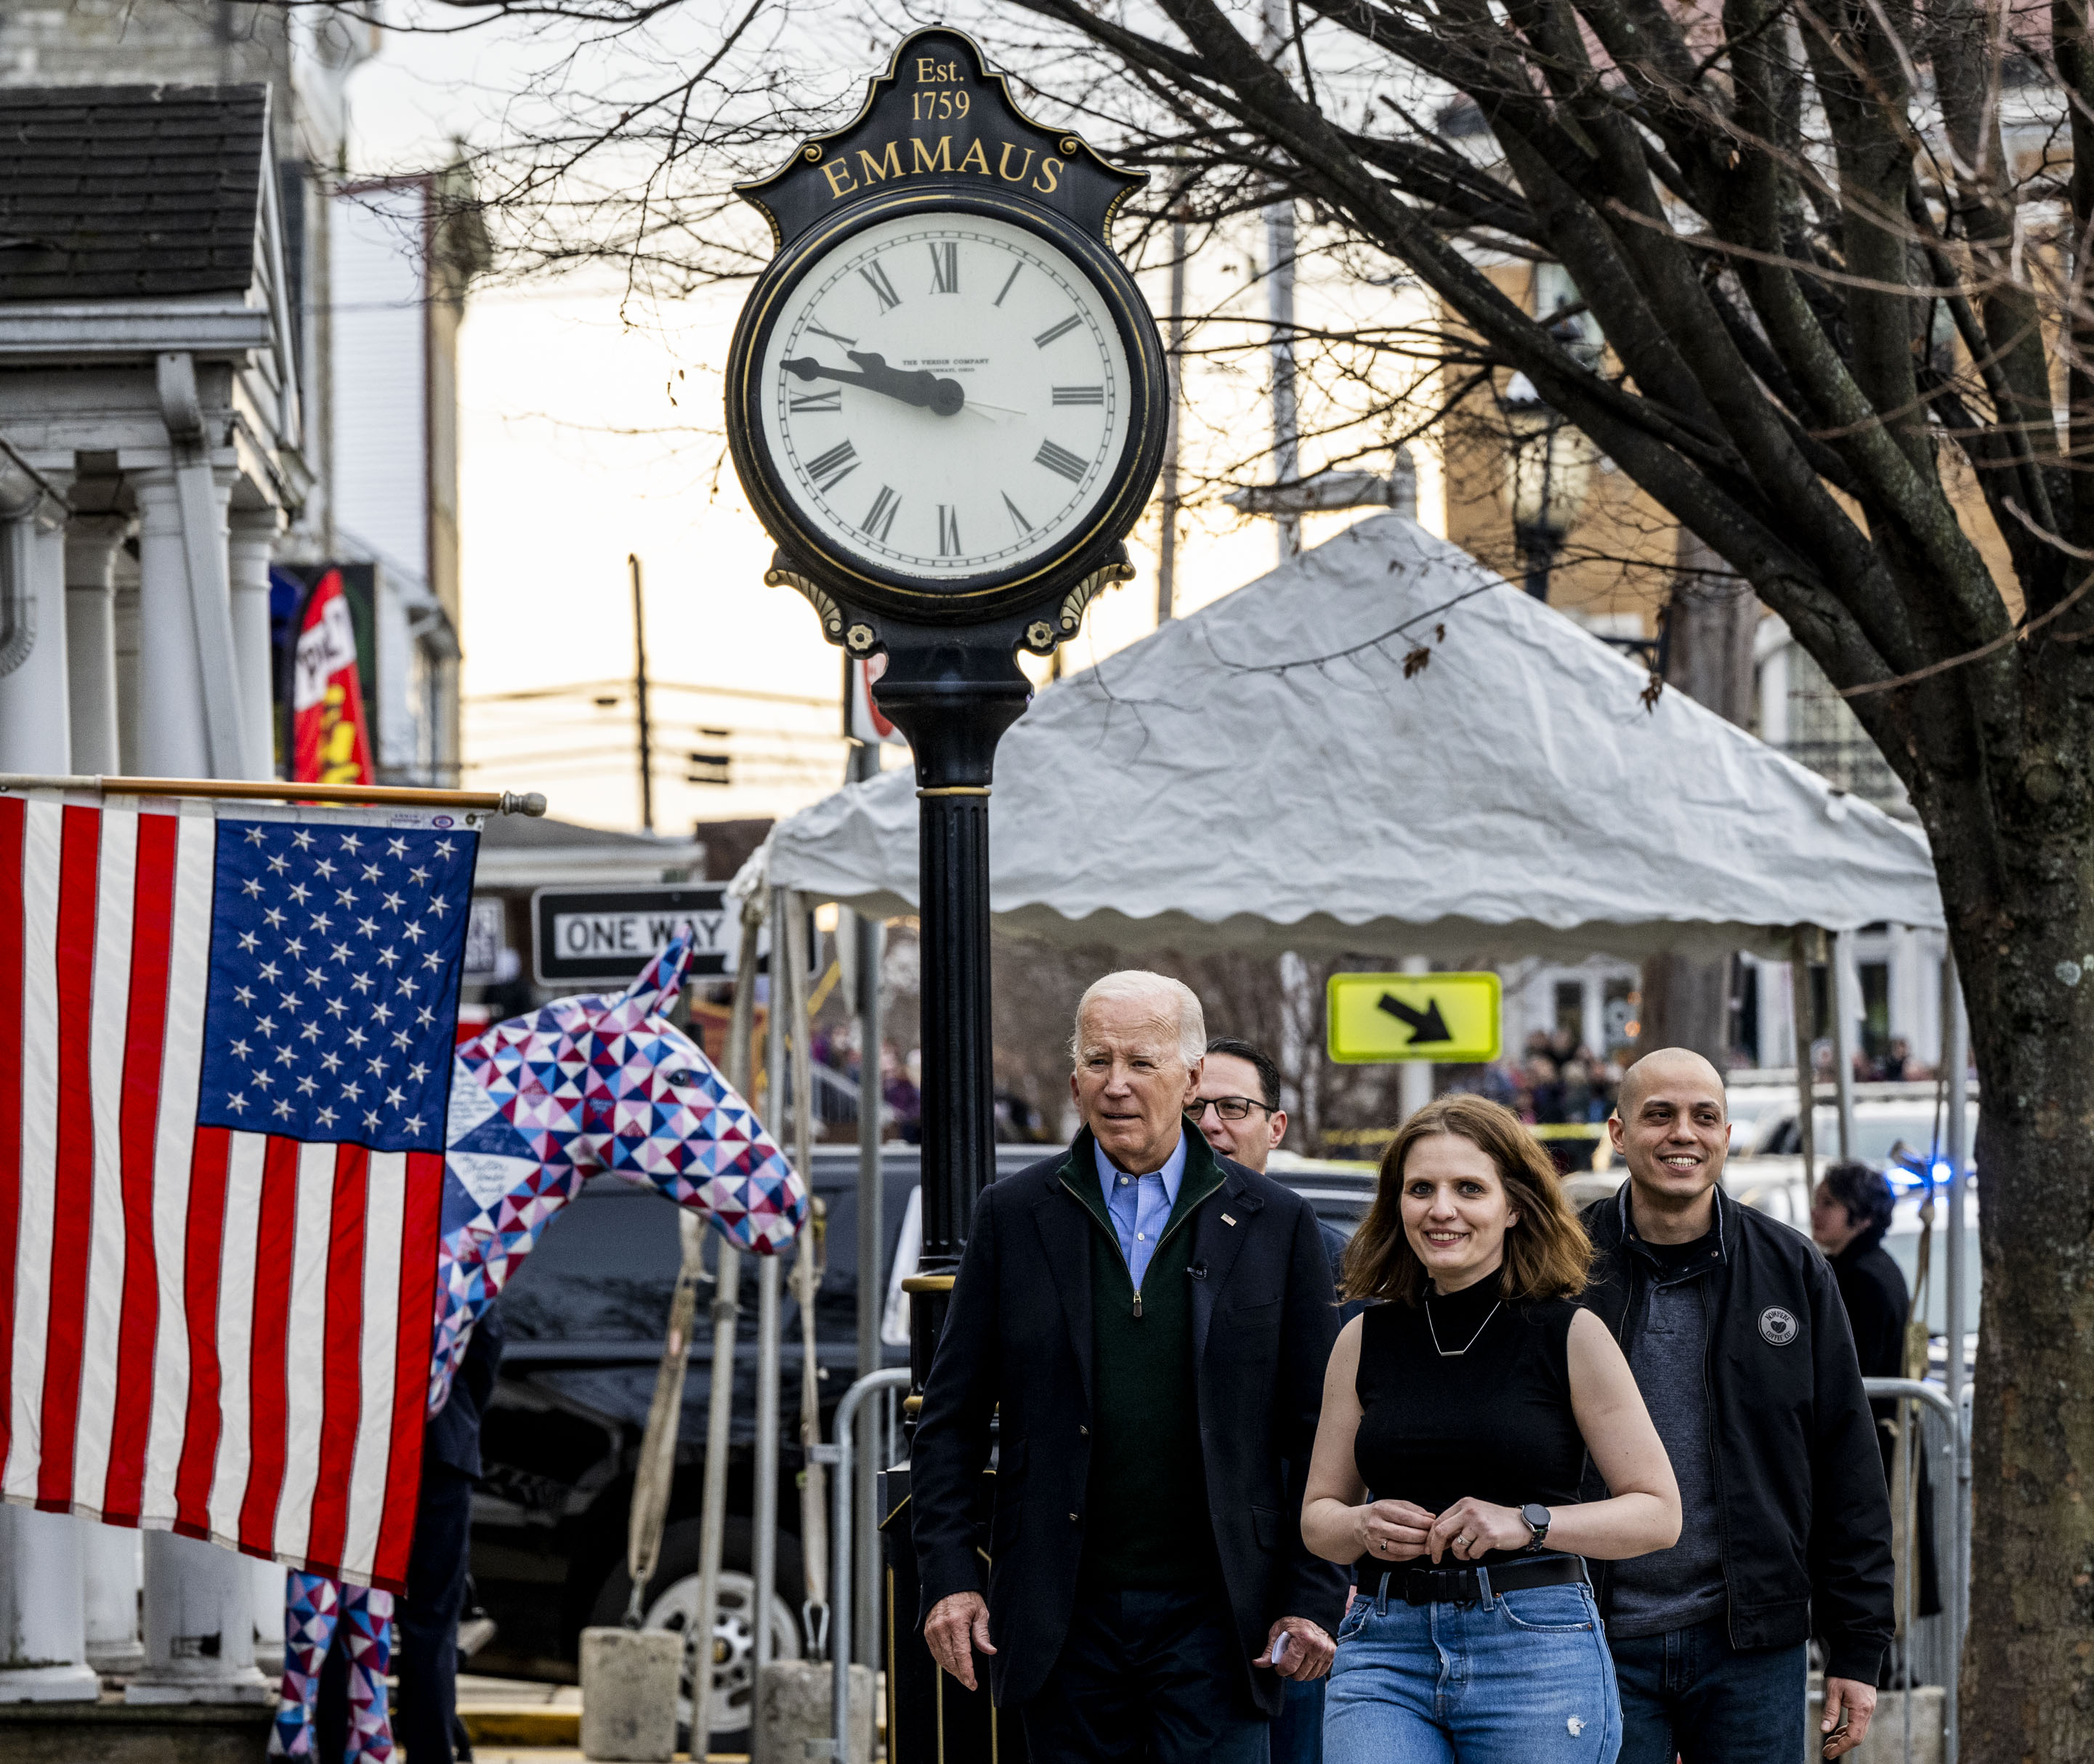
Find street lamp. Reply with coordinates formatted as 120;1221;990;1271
1500;372;1592;602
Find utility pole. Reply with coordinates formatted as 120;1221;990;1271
1157;177;1188;623
1262;0;1300;563
629;551;654;833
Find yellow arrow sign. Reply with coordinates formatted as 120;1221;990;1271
1327;972;1502;1064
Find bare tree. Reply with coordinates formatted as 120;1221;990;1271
328;0;2090;1739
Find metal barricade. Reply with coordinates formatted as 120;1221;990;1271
809;1366;912;1760
1861;1377;1970;1764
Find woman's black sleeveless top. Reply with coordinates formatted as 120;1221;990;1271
1353;1280;1586;1570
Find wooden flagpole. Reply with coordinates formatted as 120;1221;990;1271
0;774;547;816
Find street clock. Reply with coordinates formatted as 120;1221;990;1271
727;28;1167;651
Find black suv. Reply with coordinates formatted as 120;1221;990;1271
466;1144;1373;1741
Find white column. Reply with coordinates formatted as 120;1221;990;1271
0;501;71;773
124;1532;269;1703
0;1507;100;1699
1757;957;1793;1070
83;1522;143;1676
113;549;140;777
64;513;128;777
225;507;280;780
250;1556;286;1678
129;462;271;1704
130;467;222;780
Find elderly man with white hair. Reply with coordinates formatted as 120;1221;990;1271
912;971;1349;1763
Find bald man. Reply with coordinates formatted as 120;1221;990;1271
1579;1050;1893;1764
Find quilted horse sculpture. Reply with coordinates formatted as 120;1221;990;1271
268;935;806;1758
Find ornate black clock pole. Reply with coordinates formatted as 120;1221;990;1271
724;28;1165;1761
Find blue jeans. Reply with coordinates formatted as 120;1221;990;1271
1609;1616;1807;1764
1324;1572;1621;1764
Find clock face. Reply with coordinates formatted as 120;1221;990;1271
751;209;1134;585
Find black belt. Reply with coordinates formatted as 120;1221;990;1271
1378;1553;1588;1607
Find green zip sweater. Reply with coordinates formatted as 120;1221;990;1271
1063;1127;1224;1590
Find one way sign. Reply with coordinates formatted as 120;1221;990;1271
530;886;812;987
1326;971;1501;1064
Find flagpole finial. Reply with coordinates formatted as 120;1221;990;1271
501;792;548;817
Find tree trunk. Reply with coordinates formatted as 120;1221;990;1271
1640;533;1761;1066
1944;740;2094;1763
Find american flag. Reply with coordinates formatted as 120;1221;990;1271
0;788;477;1590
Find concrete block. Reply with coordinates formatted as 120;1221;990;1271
753;1659;874;1764
578;1626;681;1763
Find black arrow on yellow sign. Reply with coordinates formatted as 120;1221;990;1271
1378;992;1452;1045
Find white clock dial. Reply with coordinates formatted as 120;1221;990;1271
756;211;1133;581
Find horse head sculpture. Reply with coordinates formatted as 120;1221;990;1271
271;934;805;1760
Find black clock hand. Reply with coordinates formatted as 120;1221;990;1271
782;351;965;417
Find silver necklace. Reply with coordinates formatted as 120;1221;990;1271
1426;1293;1501;1357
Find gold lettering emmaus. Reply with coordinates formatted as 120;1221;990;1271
858;142;902;183
998;142;1037;183
822;161;858;198
912;136;953;173
957;137;990;175
1032;156;1063;194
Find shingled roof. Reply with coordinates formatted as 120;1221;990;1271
0;84;270;304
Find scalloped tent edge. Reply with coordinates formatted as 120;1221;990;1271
759;512;1943;963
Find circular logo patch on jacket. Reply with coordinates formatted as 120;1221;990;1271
1759;1306;1800;1346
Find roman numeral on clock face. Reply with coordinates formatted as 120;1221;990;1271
929;242;958;294
862;485;900;541
806;439;860;493
1002;492;1033;535
1052;386;1104;405
1035;439;1087;482
789;388;842;412
859;259;902;311
1033;313;1081;348
995;262;1023;307
804;321;857;348
937;504;962;554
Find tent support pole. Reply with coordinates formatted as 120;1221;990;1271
1791;927;1818;1194
1830;929;1856;1159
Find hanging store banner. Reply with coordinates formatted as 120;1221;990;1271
292;568;376;785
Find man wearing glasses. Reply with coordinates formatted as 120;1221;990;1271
1191;1037;1347;1764
1189;1037;1290;1174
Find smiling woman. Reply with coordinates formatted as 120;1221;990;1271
1300;1093;1681;1764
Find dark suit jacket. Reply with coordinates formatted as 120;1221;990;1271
910;1128;1349;1713
427;1302;504;1478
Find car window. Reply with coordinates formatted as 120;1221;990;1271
498;1180;684;1343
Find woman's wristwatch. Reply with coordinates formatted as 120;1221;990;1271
1519;1502;1552;1552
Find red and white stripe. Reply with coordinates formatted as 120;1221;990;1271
0;793;442;1591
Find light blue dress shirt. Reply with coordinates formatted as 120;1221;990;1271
1094;1131;1187;1291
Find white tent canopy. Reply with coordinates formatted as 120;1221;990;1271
764;514;1942;962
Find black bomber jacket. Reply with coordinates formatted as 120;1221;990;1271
1578;1184;1895;1684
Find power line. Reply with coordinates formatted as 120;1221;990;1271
464;677;841;711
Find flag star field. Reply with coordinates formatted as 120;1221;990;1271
197;821;475;1152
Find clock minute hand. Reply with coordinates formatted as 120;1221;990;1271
781;352;965;418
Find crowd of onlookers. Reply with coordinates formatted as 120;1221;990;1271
1455;1030;1627;1125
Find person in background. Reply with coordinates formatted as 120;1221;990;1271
1192;1036;1338;1764
1588;1051;1893;1763
913;974;1347;1763
1305;1093;1680;1763
312;1303;504;1764
1812;1161;1939;1635
400;1302;506;1763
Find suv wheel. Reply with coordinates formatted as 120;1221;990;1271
589;1517;804;1750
